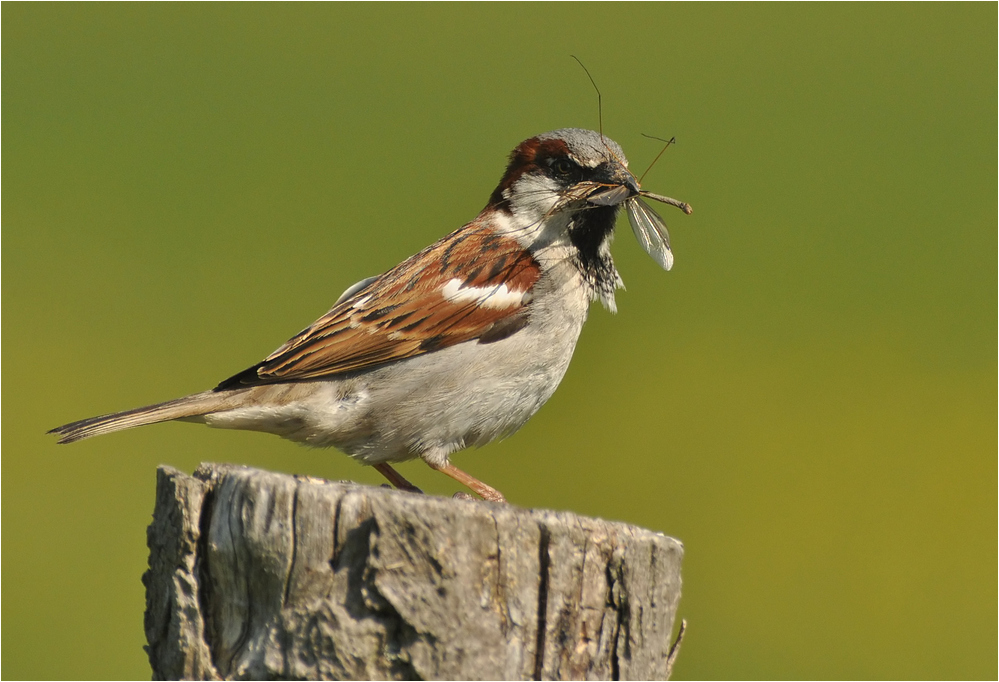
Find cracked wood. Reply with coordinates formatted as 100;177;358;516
144;463;684;680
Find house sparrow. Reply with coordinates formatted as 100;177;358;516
49;128;691;502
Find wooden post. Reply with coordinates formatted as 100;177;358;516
143;463;684;680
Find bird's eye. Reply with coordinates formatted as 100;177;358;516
551;158;579;180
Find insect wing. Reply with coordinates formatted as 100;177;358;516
587;184;632;206
626;197;674;271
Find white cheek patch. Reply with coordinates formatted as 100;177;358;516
441;279;526;310
507;175;560;217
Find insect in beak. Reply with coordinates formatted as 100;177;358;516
570;56;693;272
623;191;693;272
576;176;692;273
581;178;692;273
586;184;634;207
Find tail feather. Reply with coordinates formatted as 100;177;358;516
49;391;231;444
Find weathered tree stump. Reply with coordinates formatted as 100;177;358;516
143;463;684;680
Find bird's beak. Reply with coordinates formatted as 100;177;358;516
584;165;640;207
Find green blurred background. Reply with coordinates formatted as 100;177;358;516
3;4;995;679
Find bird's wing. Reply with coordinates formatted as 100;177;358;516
216;222;540;389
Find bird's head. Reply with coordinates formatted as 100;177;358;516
488;128;637;223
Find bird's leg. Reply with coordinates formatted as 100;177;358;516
373;463;423;494
425;461;507;503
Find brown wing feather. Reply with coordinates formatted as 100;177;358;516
218;221;540;388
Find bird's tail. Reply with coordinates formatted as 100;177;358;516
48;391;231;444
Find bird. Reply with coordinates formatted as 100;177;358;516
49;128;691;503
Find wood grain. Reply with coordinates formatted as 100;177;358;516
144;464;684;680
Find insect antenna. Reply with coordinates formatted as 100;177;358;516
571;55;604;140
638;133;676;186
570;55;632;174
569;56;690;218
